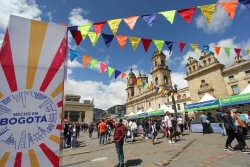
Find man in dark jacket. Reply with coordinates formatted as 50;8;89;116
142;117;145;132
112;119;125;167
142;117;149;139
216;110;227;136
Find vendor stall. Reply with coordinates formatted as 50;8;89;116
128;112;137;119
148;109;164;117
136;110;148;118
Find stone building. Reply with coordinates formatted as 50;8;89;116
126;49;192;115
65;94;94;123
185;50;250;103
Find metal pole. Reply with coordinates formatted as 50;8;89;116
172;96;178;119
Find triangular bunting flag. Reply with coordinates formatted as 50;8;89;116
177;42;186;53
93;21;107;35
213;46;221;56
177;7;196;23
141;13;157;26
245;49;250;56
129;37;141;51
107;19;122;35
158;10;176;24
62;23;67;27
121;73;127;79
70;30;83;46
91;59;98;69
132;77;136;84
145;83;149;89
127;75;131;79
218;1;238;19
190;44;199;55
202;45;210;54
141;38;152;52
142;82;146;88
115;70;122;79
198;4;217;24
108;67;115;78
69;26;78;31
165;41;174;54
239;0;250;10
137;80;142;86
158;88;162;93
155;87;160;93
123;16;139;30
173;93;176;97
115;35;128;50
83;55;91;68
102;33;114;47
78;24;92;40
224;47;231;58
88;32;101;46
163;90;167;95
69;49;80;62
234;48;241;58
100;63;107;75
153;40;164;53
149;85;153;91
171;92;173;97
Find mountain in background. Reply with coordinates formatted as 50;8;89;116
106;105;126;114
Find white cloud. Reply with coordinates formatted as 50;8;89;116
0;0;42;30
180;37;250;69
45;11;52;23
0;33;4;48
171;72;188;90
68;59;83;68
195;0;233;34
40;5;46;8
68;8;92;26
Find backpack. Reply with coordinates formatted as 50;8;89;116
240;115;246;122
89;125;94;132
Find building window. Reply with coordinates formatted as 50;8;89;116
177;104;181;110
155;61;157;66
189;67;192;73
183;103;186;108
155;77;159;85
132;91;134;96
193;66;196;71
172;105;174;110
73;99;79;102
66;99;71;101
128;93;129;98
201;80;205;84
149;103;151;107
245;70;250;75
161;60;164;65
229;75;234;79
208;58;212;64
204;60;207;66
164;76;168;84
159;104;160;108
167;99;169;102
232;85;240;94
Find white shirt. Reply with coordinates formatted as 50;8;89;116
177;118;183;124
164;115;172;127
129;122;137;130
151;124;156;133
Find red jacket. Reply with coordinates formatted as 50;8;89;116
112;124;125;143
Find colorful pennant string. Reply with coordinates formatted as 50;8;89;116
141;38;152;53
218;1;238;19
100;63;107;74
142;82;146;88
153;40;164;53
213;46;221;56
69;30;82;46
129;37;141;51
115;70;122;79
177;7;197;23
83;55;91;68
108;19;122;35
88;32;101;46
123;16;139;30
132;77;136;84
234;48;241;58
245;49;250;56
165;41;174;54
202;45;210;54
198;4;217;24
121;73;127;79
141;13;157;26
149;85;153;91
116;35;128;49
78;24;92;40
190;44;199;55
224;47;231;58
158;10;176;24
108;67;115;78
177;42;186;53
137;80;142;86
93;21;107;35
239;0;250;10
69;49;80;62
145;83;149;89
102;33;114;47
91;59;98;69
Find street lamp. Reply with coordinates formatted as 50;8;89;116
171;84;178;118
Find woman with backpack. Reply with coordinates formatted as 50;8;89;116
129;119;137;142
88;122;94;140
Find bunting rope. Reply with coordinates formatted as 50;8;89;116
69;49;202;101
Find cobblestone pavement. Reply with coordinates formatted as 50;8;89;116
61;131;250;167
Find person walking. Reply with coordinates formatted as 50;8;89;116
156;117;161;133
150;120;157;145
96;121;100;138
142;117;145;132
200;111;209;134
129;119;137;142
77;123;80;138
63;123;69;148
177;114;184;136
165;112;174;144
142;117;149;140
88;122;94;140
70;123;77;148
216;110;227;136
67;123;72;147
98;119;107;146
122;118;129;143
223;108;250;153
113;119;126;167
232;109;248;139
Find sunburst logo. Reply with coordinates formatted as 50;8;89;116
0;15;67;167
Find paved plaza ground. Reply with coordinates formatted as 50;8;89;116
61;131;250;167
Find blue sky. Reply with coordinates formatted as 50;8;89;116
0;0;250;109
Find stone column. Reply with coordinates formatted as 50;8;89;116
79;112;82;123
67;111;70;122
84;110;93;123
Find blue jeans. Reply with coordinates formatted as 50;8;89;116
89;132;93;139
151;132;156;139
115;142;124;165
143;129;148;138
221;123;227;136
124;131;127;142
131;129;135;140
99;133;105;144
71;136;77;148
63;135;67;148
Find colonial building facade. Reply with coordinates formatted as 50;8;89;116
185;50;250;103
65;94;94;123
125;49;192;115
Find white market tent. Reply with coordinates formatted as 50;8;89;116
146;107;154;113
198;93;216;102
240;84;250;95
129;112;135;116
136;110;144;114
159;104;175;113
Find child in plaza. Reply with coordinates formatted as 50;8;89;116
150;120;157;145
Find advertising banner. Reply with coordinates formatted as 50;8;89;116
220;93;250;106
136;112;148;118
0;15;67;167
148;109;164;116
184;99;220;112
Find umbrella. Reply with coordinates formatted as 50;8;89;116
64;119;68;122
